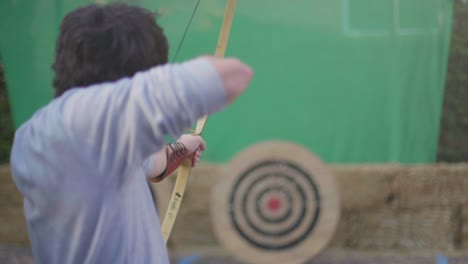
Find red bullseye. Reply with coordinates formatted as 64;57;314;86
267;196;282;211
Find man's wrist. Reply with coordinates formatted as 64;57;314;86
149;142;189;183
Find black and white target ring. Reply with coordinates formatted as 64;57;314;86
211;141;340;264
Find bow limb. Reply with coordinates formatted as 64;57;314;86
161;0;237;244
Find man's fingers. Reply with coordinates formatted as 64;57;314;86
195;150;202;160
198;137;206;151
191;149;202;168
191;156;200;167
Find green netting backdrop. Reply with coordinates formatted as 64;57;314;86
0;0;454;163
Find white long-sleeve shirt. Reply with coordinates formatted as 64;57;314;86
10;58;226;264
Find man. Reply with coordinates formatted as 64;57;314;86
51;3;204;183
10;3;252;264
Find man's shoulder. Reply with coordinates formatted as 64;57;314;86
13;98;69;148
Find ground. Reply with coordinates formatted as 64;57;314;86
1;246;468;264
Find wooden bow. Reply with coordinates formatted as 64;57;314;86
161;0;237;244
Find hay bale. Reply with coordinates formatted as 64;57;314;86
164;164;223;250
332;164;402;211
332;210;400;249
460;204;468;249
331;207;456;250
398;208;455;250
0;165;30;246
3;162;468;252
397;164;468;209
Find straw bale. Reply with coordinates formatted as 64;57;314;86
0;165;30;246
397;164;468;209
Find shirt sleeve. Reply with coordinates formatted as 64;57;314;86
142;155;156;177
60;57;226;181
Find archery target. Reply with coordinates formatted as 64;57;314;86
211;141;340;264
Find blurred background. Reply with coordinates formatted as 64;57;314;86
0;0;467;263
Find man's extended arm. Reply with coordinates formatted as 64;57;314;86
60;56;252;184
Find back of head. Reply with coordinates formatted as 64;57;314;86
52;3;168;97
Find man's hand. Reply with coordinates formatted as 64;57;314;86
146;134;207;182
177;134;206;167
203;56;253;103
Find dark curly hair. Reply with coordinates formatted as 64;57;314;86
52;3;169;97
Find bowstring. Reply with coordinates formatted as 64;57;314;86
171;0;201;63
